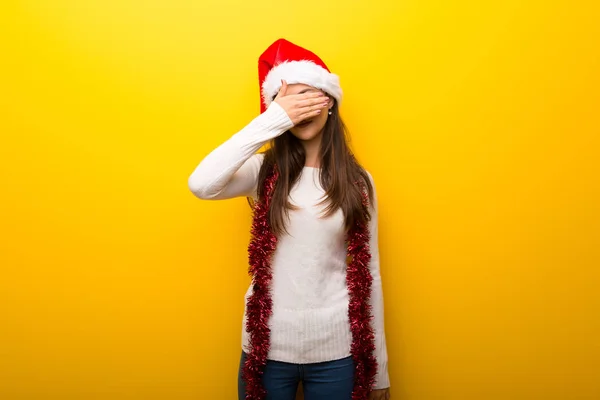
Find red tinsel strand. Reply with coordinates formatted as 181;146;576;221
242;166;279;400
346;185;378;400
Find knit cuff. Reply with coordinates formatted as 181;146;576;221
373;333;390;389
248;101;294;136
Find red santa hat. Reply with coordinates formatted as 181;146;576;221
258;38;343;113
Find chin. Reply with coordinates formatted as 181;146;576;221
290;129;320;141
290;120;326;142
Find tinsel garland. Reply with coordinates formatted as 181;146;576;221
242;165;377;400
345;185;378;399
242;165;279;400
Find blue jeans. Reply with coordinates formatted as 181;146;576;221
238;351;354;400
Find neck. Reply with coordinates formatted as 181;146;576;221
301;132;322;168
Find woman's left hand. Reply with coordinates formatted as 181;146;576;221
369;388;391;400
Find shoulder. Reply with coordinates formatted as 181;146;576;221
244;152;266;172
360;169;379;212
241;153;267;201
364;169;375;184
361;168;377;192
352;154;375;187
252;152;266;165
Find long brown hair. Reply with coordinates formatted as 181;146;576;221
254;100;374;235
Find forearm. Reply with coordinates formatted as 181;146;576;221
187;102;293;200
371;271;390;389
366;171;390;389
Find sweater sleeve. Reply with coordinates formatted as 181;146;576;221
187;102;294;200
367;172;391;390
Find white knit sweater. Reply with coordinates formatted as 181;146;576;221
188;102;390;389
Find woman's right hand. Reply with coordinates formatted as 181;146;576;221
273;80;329;125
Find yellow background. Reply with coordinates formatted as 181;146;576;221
2;1;599;399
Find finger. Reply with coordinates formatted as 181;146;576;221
294;111;322;125
295;96;330;110
293;109;322;125
297;105;325;120
275;79;288;99
287;91;327;103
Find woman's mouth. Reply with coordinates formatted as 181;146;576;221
296;119;312;127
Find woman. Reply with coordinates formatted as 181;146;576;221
188;38;391;400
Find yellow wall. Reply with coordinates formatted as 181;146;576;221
1;1;599;399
